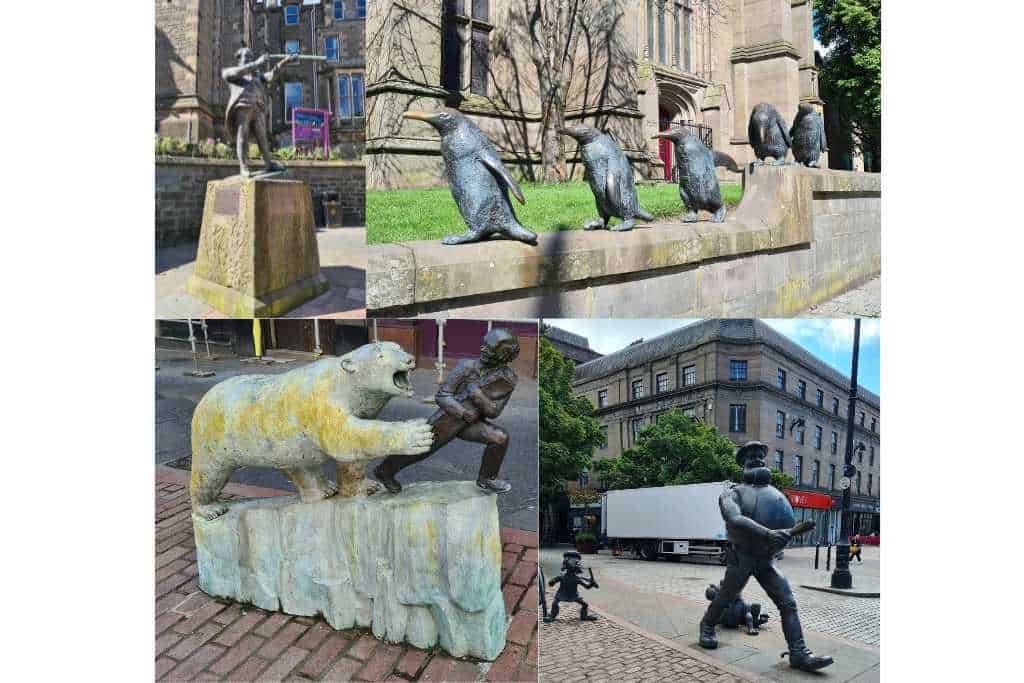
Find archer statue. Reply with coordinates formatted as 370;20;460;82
222;48;304;178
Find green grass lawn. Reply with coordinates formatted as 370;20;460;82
366;181;743;244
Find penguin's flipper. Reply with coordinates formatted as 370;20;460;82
479;148;526;205
819;116;829;153
777;117;792;148
713;151;741;173
605;166;621;214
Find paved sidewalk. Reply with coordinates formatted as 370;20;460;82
801;277;880;318
155;228;366;318
540;548;879;682
540;602;765;683
155;469;537;681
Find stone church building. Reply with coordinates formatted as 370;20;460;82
156;0;365;155
366;0;823;188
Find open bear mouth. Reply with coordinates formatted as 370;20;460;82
393;370;412;392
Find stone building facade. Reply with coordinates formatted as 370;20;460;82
365;0;822;189
572;319;880;538
156;0;365;156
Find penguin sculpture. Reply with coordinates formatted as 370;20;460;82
651;128;738;223
789;103;828;168
748;103;791;165
402;110;538;246
558;126;654;232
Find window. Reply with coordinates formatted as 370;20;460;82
351;74;364;116
683;0;692;71
683;365;696;386
856;472;862;493
333;0;345;20
816;389;824;408
795;424;805;445
358;0;366;18
729;360;747;381
284;82;303;121
656;372;669;394
859;411;866;427
773;450;783;472
797;380;806;401
831;431;838;455
868;474;873;495
871;417;876;432
646;0;655;59
599;425;608;449
832;398;840;415
794;455;803;484
324;35;340;63
673;2;681;66
337;74;350;118
597;389;608;408
657;0;666;64
858;450;864;466
869;446;874;467
442;1;491;96
630;417;644;443
828;463;836;490
285;40;300;55
579;471;589;488
812;460;820;488
814;425;822;450
285;4;300;25
776;368;787;390
683;406;697;419
729;404;746;433
776;411;785;438
631;379;644;400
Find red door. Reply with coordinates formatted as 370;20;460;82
659;138;673;180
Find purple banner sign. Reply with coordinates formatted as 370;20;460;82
291;107;330;156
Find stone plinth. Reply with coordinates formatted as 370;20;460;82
186;176;328;316
192;481;508;661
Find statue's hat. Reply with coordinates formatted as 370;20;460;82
735;441;768;466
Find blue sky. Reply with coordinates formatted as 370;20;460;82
547;319;880;394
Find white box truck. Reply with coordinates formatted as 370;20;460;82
601;482;730;563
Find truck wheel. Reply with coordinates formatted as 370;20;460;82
639;542;658;561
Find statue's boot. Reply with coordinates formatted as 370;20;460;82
698;620;718;649
476;442;511;493
543;602;559;623
783;645;834;671
373;451;432;494
579;603;598;621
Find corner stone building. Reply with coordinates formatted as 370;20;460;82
573;319;880;540
156;0;365;156
366;0;822;188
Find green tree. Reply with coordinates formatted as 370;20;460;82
815;0;882;169
538;336;605;508
594;410;793;491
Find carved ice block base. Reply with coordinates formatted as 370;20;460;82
192;481;508;660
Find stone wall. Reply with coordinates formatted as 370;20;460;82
155;157;366;246
366;165;880;317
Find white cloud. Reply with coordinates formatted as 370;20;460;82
764;319;880;354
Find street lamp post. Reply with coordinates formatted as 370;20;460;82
831;319;861;589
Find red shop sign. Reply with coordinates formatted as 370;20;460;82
784;490;833;510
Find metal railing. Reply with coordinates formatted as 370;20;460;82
661;120;713;148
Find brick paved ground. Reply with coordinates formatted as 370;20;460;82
538;602;759;683
802;277;881;318
155;469;537;681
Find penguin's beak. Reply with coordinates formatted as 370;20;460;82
557;127;578;139
651;132;671;140
403;111;439;126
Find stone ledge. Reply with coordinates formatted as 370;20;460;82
156;155;366;169
367;165;880;312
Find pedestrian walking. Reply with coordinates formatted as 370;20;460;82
849;536;862;562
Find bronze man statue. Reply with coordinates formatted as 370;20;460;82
544;551;599;623
699;442;834;672
374;328;520;494
223;48;297;178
